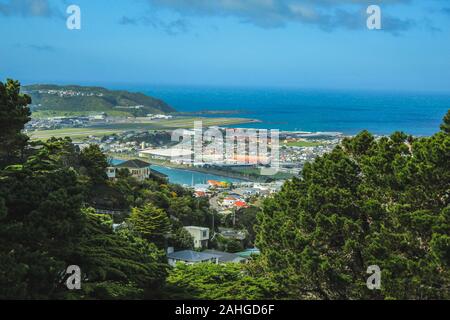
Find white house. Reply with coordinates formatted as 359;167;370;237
222;196;237;208
106;167;116;179
184;226;210;249
107;159;156;181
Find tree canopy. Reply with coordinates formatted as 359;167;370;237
256;110;450;299
0;79;31;167
1;79;448;300
167;262;276;300
0;79;172;299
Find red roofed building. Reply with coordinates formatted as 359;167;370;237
234;201;249;208
208;180;230;188
222;196;237;207
194;191;207;198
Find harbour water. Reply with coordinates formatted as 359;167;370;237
150;165;242;185
111;159;242;185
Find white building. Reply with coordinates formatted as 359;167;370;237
139;148;193;164
222;196;237;207
184;226;210;249
107;159;152;181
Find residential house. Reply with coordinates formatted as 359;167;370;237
219;227;247;241
194;191;207;198
106;167;117;179
184;226;210;249
203;250;247;264
194;184;211;193
242;188;260;197
207;180;229;189
167;250;219;267
234;201;249;209
222;196;237;207
107;159;166;181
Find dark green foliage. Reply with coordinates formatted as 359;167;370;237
69;209;168;300
111;175;215;228
0;142;85;299
167;263;276;300
223;206;259;246
0;144;167;299
0;197;7;220
0;79;31;167
2;79;448;301
128;203;172;248
26;137;81;171
342;130;375;157
170;227;194;251
441;109;450;134
0;138;169;299
0;79;172;299
212;234;245;253
225;239;245;253
256;112;450;300
79;144;108;184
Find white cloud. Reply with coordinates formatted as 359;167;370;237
144;0;414;32
0;0;56;17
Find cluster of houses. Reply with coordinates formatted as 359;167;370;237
102;138;140;154
103;159;276;269
32;89;104;97
192;180;281;214
192;180;251;211
167;249;253;267
167;226;259;267
222;196;249;209
25;114;107;131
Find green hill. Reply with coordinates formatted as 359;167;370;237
24;84;176;117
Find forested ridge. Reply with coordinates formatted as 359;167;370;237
0;79;448;300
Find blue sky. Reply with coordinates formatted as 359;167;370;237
1;0;450;92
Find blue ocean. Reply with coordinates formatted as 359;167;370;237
110;85;450;136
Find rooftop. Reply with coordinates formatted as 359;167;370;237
234;201;248;208
184;226;209;231
204;250;247;263
140;148;193;157
236;248;261;258
168;250;220;262
114;159;150;169
149;168;168;179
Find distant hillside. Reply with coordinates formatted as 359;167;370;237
24;84;176;117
